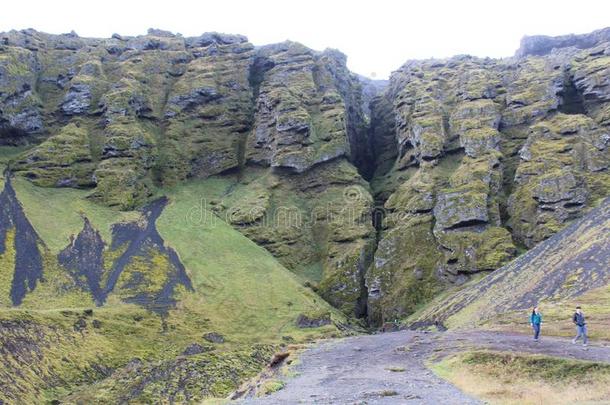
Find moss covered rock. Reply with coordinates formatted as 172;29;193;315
366;42;610;321
12;122;95;187
0;27;609;327
247;42;366;173
0;45;43;143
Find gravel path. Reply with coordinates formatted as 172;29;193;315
241;330;610;404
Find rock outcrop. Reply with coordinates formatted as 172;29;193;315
516;26;610;57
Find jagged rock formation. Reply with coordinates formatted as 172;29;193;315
248;42;365;172
516;26;610;57
1;28;609;324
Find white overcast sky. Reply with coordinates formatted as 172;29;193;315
2;0;609;78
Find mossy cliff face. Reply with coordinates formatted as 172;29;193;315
0;34;376;317
248;42;369;174
12;121;96;187
410;196;610;329
1;29;255;209
160;35;254;184
0;28;609;325
367;43;610;323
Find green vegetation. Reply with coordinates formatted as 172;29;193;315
12;176;138;253
0;145;31;164
432;351;610;404
12;122;96;188
0;177;346;403
257;379;285;396
155;179;344;344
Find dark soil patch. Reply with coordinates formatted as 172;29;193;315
0;173;44;305
58;217;106;304
103;197;193;313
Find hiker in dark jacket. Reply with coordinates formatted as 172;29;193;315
530;306;542;342
572;306;588;346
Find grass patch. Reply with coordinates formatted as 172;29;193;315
294;261;324;284
431;350;610;405
257;379;285;396
12;177;138;252
155;179;345;346
0;145;32;163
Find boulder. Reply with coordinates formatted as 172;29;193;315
295;312;331;328
182;343;212;356
433;189;489;230
203;332;225;344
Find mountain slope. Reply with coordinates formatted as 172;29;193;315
1;25;610;403
0;29;376;318
0;169;345;403
409;196;610;329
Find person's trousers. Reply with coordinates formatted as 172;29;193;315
574;325;588;344
532;323;541;340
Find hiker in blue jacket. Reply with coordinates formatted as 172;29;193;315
572;306;588;347
530;306;542;342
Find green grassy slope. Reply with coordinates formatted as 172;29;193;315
0;176;344;403
156;179;343;344
13;176;138;252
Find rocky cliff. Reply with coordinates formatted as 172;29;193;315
366;37;610;323
1;27;609;327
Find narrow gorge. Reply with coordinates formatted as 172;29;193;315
2;27;610;323
0;25;609;403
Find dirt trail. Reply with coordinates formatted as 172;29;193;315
242;330;610;404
